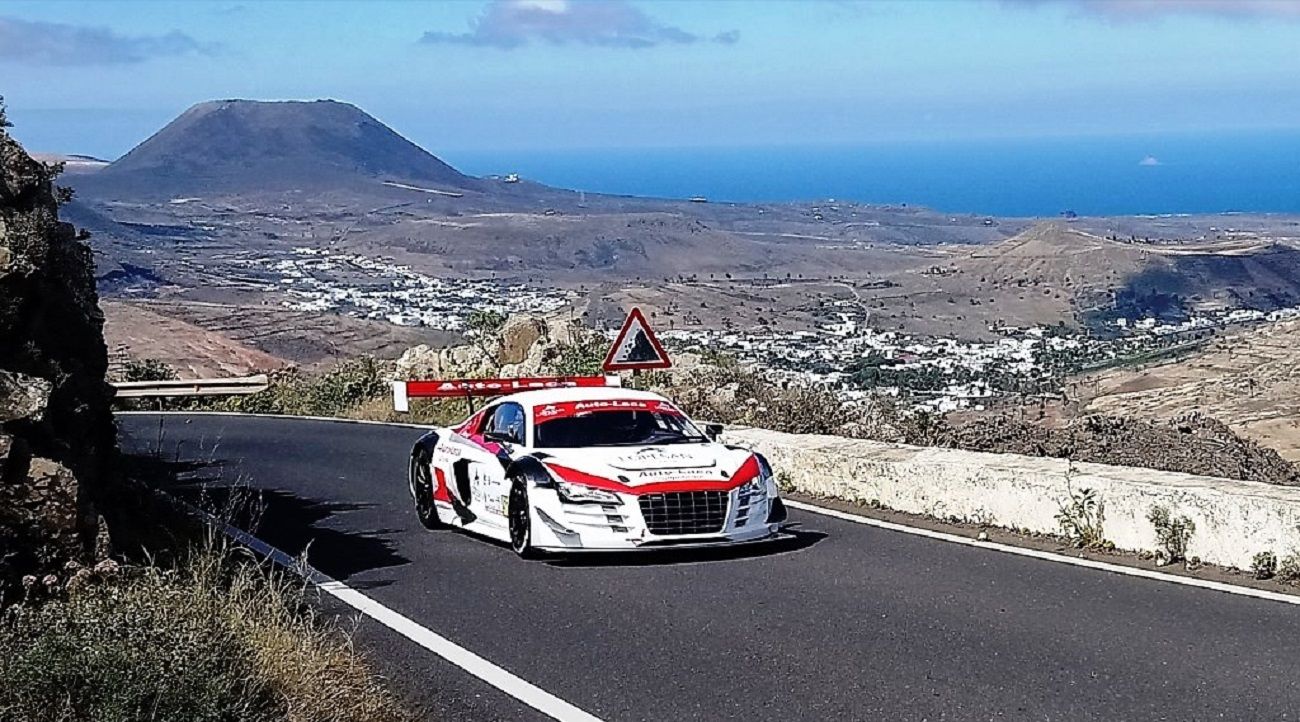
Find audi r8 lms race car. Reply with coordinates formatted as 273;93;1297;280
403;377;788;557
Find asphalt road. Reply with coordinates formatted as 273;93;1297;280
118;414;1300;722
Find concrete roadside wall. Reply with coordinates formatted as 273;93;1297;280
722;427;1300;570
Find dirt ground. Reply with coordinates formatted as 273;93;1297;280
103;299;460;376
1079;318;1300;461
103;300;289;378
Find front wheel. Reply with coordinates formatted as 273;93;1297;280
508;477;538;559
411;454;443;530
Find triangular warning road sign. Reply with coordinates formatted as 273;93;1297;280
603;307;672;372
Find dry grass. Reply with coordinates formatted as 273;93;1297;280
341;395;467;427
0;540;412;722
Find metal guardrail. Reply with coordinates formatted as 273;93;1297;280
111;374;270;399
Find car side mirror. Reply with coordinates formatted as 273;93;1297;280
484;430;520;446
704;423;724;442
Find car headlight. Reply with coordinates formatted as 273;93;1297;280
556;480;621;505
744;454;776;497
738;475;765;497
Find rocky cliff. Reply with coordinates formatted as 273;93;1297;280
1;118;115;596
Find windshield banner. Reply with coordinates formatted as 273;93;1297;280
533;399;684;421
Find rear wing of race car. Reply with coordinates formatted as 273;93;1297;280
391;375;622;413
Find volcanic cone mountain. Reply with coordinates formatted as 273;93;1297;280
77;99;479;198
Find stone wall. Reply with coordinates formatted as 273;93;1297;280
1;122;115;593
723;426;1300;570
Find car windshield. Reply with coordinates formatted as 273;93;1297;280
534;409;708;448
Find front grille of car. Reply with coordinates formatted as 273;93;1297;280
639;491;728;535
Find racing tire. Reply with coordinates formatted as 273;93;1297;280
508;476;538;559
411;453;444;530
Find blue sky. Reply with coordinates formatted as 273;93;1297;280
2;0;1300;158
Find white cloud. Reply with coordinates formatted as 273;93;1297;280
420;0;738;49
0;16;215;65
1008;0;1300;21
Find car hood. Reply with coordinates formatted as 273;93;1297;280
537;443;755;487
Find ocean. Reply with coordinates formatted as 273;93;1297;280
444;130;1300;218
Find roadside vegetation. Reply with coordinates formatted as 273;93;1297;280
1280;551;1300;585
113;342;912;437
1054;482;1109;550
0;539;411;722
1148;505;1197;567
1252;551;1278;580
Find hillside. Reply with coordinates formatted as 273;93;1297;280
1082;318;1300;461
101;300;289;378
102;299;460;373
52;98;1300;351
951;222;1300;329
964;223;1149;290
75;99;480;198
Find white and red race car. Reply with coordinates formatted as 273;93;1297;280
402;376;787;557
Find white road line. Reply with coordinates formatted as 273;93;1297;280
213;517;606;722
318;582;605;722
785;499;1300;607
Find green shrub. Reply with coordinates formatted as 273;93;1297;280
1055;485;1106;549
212;358;388;417
696;348;739;369
775;470;796;494
547;336;607;377
117;358;179;383
465;309;505;337
653;365;858;435
207;368;310;415
1278;551;1300;585
1252;551;1278;580
111;358;201;412
0;545;409;722
341;395;471;427
1148;505;1196;564
304;357;388;413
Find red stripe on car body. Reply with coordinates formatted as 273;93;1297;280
731;455;761;485
544;454;761;496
